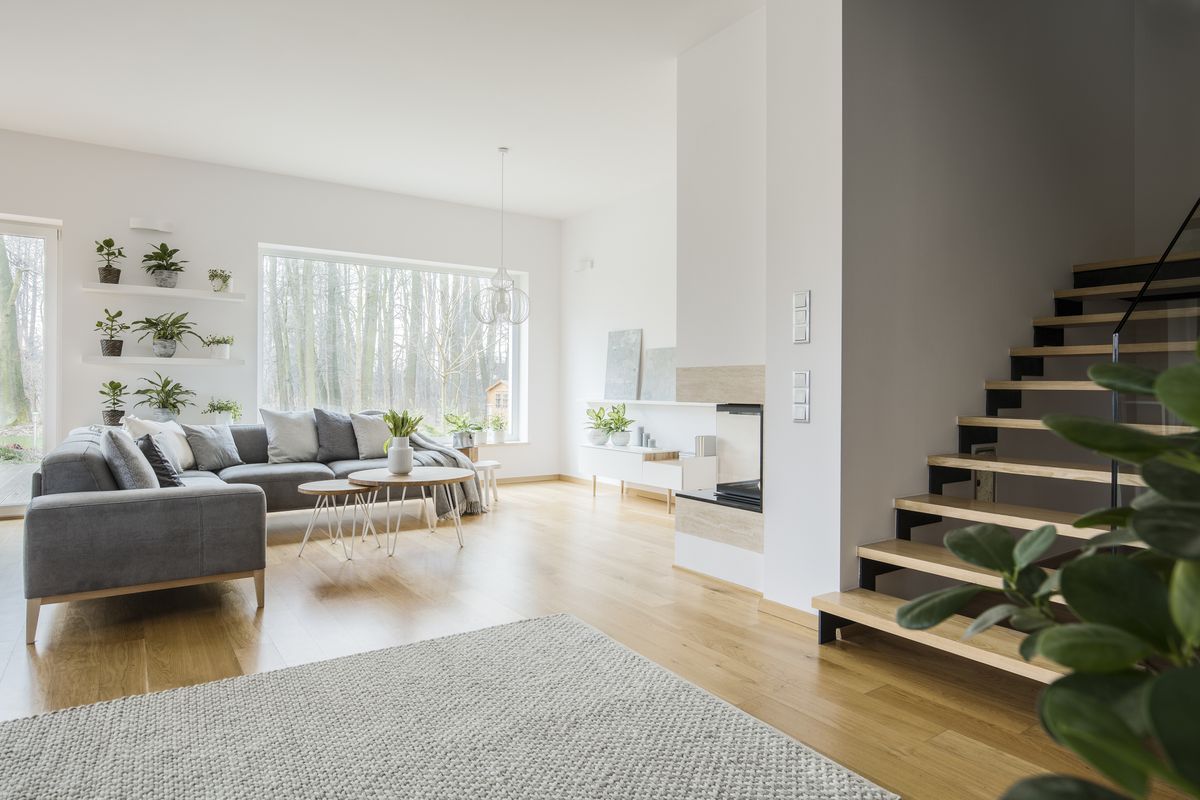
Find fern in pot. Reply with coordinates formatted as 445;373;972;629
585;406;609;445
132;372;194;422
142;242;187;288
132;312;203;358
383;409;423;474
94;308;130;356
95;238;125;284
202;398;242;426
896;349;1200;800
98;380;129;426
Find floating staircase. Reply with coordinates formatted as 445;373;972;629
813;247;1200;683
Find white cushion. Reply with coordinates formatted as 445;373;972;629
350;412;390;459
260;409;319;463
123;416;195;470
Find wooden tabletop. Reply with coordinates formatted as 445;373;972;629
297;479;375;496
347;466;475;488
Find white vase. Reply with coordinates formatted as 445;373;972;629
210;343;231;359
387;436;413;474
610;431;631;447
588;429;609;445
490;429;507;445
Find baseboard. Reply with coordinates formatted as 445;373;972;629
557;474;590;486
758;598;819;631
671;564;762;597
496;474;561;485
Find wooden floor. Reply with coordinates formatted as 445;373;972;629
0;481;1109;798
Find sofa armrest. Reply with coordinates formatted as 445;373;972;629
24;484;266;599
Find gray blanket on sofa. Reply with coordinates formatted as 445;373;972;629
410;432;483;518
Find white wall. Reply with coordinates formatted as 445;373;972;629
0;129;562;477
676;8;766;370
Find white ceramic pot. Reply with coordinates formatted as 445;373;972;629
209;343;231;359
149;407;177;422
211;412;232;426
152;339;177;358
152;270;179;288
490;429;507;445
211;277;230;293
587;428;609;445
610;431;631;447
387;436;414;474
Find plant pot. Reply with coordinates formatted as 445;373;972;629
98;266;121;284
101;409;124;426
386;436;414;474
151;270;179;288
210;412;232;426
148;407;176;422
587;428;609;446
610;431;631;447
490;429;507;445
209;343;231;359
210;278;230;293
451;431;477;448
100;339;124;357
152;339;178;358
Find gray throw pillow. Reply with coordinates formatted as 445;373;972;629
182;424;245;471
314;408;359;462
136;434;184;487
100;429;158;490
260;409;318;463
350;412;390;459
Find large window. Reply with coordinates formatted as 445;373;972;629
260;248;520;438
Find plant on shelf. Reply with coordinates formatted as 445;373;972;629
487;414;508;445
132;312;203;358
585;406;609;445
603;403;635;446
202;334;234;359
382;409;423;475
896;348;1200;800
201;398;242;424
94;308;130;356
444;411;483;448
132;372;195;421
99;380;129;426
94;238;126;284
141;242;187;288
208;268;232;293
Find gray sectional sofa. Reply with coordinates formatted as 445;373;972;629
23;423;392;644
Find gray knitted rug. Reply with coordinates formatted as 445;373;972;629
0;615;896;799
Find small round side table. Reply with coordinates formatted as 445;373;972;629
348;467;475;554
297;479;380;560
472;460;501;511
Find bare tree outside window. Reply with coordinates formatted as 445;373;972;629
0;234;44;463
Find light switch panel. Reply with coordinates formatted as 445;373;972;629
792;291;811;343
792;371;810;423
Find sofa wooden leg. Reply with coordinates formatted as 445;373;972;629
253;569;265;608
26;598;41;645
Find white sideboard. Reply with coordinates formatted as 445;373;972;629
579;444;718;512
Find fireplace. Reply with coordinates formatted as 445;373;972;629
714;403;762;509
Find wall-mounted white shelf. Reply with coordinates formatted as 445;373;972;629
81;283;246;303
83;355;245;367
581;399;715;408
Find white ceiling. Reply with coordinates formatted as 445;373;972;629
1;0;761;219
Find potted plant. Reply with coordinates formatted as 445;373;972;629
142;242;187;288
98;380;129;426
203;335;234;359
201;398;242;426
444;412;483;448
487;414;508;445
132;372;195;421
95;238;125;284
604;403;634;447
208;268;232;293
896;353;1200;800
94;308;130;356
382;409;423;474
132;312;203;358
585;406;609;445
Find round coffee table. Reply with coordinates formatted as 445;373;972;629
347;467;475;553
297;479;381;560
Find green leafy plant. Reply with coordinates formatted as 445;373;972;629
382;409;424;452
132;312;203;345
98;380;128;410
208;268;231;284
132;372;195;414
444;412;483;434
897;349;1200;800
602;403;634;433
202;335;234;346
94;308;129;340
141;242;187;273
585;406;607;430
201;398;242;420
488;415;507;432
94;238;125;267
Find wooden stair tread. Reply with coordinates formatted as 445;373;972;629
894;493;1105;537
985;379;1106;391
1073;249;1200;273
1056;276;1200;300
1010;341;1193;357
928;453;1145;486
1033;306;1200;328
858;540;1065;604
812;589;1067;683
957;415;1192;435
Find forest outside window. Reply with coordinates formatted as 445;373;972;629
260;248;521;440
